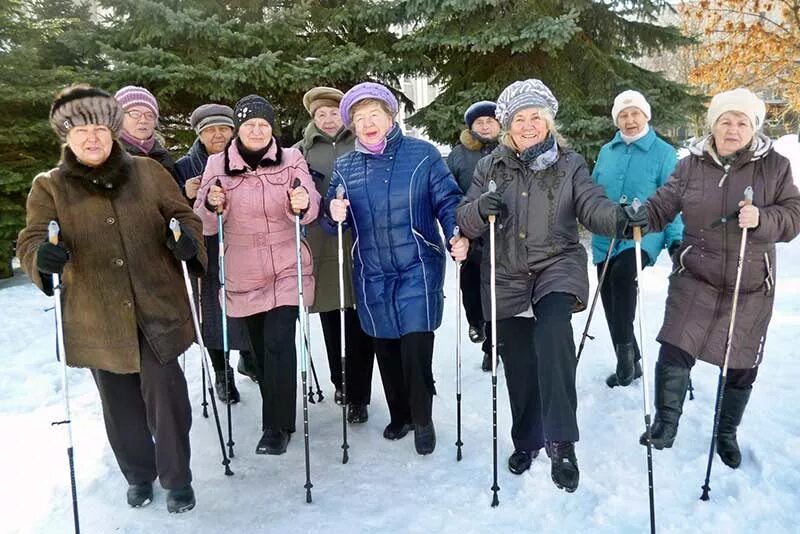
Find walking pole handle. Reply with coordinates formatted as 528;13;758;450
743;186;753;206
290;177;303;215
213;178;225;214
336;183;345;200
631;197;643;242
48;220;60;246
169;217;181;242
487;179;497;224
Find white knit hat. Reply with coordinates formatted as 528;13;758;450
706;88;766;130
611;90;651;126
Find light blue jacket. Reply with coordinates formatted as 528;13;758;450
591;128;684;265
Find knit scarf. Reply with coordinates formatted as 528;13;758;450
620;124;650;145
120;129;156;154
359;137;387;154
518;134;558;171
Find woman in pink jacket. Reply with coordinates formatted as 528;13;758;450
195;95;320;455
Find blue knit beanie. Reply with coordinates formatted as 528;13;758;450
464;101;497;128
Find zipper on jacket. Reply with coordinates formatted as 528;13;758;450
717;164;730;187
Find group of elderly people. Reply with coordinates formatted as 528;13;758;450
17;76;799;511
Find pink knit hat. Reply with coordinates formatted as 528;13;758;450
114;85;159;118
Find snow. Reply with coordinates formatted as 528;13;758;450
2;245;799;534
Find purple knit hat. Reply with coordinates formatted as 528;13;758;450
114;85;159;118
339;82;399;127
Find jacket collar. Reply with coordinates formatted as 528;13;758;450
300;122;353;152
688;132;772;168
60;141;133;194
354;123;402;155
609;127;657;151
459;129;499;152
224;137;282;175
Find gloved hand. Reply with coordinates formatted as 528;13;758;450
477;190;505;221
668;241;682;260
37;241;70;275
615;204;649;239
166;230;198;262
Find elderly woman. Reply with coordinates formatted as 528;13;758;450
194;94;320;456
327;82;469;455
633;88;800;469
294;86;375;423
175;103;256;403
115;85;176;177
447;101;501;372
591;90;684;389
17;84;206;513
457;79;635;492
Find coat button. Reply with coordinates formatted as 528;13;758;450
106;216;115;225
122;300;132;308
113;258;124;267
521;191;528;197
519;232;526;239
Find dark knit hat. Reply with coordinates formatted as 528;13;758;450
50;84;124;140
233;95;275;129
190;103;235;134
464;101;498;128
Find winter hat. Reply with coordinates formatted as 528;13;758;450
189;104;235;134
495;79;559;129
706;88;766;130
50;84;124;140
114;85;159;118
233;95;275;129
611;90;651;125
464;101;498;128
303;87;345;117
339;82;399;127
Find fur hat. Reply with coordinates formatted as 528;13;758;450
114;85;159;118
611;90;651;125
189;104;235;134
339;82;399;127
233;95;275;129
303;87;344;117
50;85;123;140
495;79;559;129
464;101;498;128
706;88;766;130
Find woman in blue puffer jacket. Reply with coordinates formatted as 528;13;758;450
327;82;469;456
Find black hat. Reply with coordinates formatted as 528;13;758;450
233;95;275;129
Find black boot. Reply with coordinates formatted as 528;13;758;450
546;441;579;492
383;421;413;440
215;367;240;404
469;322;486;343
166;485;195;513
126;481;153;508
717;385;751;469
347;403;368;424
481;352;492;372
639;362;690;449
508;448;540;475
414;421;436;455
606;342;639;388
256;428;291;455
237;351;258;383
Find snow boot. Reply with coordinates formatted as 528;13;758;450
508;448;540;475
383;421;413;440
481;352;492;372
639;362;690;449
347;403;368;424
546;441;579;492
606;342;639;388
214;366;240;404
256;428;290;455
717;385;751;469
469;322;486;343
414;421;436;455
236;351;258;383
166;485;195;514
127;481;153;508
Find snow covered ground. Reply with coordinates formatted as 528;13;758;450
1;239;798;534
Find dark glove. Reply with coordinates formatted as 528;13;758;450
667;242;682;260
477;190;506;221
615;204;649;239
166;230;198;262
37;241;70;275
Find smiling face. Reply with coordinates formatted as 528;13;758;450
237;118;272;151
66;124;114;167
617;106;648;137
121;104;156;140
712;111;754;157
313;105;343;137
350;100;393;145
509;107;549;151
472;116;501;139
199;124;234;155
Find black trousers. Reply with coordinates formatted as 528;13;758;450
461;255;494;355
497;292;579;452
318;308;375;404
245;306;298;432
91;331;192;490
373;332;436;426
598;248;651;349
658;343;758;389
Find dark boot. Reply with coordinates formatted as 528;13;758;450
481;352;492;372
383;421;413;440
546;441;579;492
717;386;751;469
126;481;153;508
214;367;240;404
469;322;486;343
606;342;639;388
347;403;368;424
166;485;195;513
414;421;436;455
639;362;690;449
237;351;258;383
508;448;540;475
256;428;290;455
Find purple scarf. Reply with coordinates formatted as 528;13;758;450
120;130;156;154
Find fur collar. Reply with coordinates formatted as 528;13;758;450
60;141;133;195
224;137;283;175
459;129;498;152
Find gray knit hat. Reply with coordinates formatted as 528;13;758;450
50;85;123;140
190;103;235;134
495;79;559;129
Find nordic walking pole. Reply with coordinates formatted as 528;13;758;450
453;226;464;461
631;199;656;534
214;179;235;459
305;323;324;403
170;218;233;476
336;183;349;464
700;186;753;501
196;285;209;418
487;180;500;508
48;221;80;534
291;177;314;503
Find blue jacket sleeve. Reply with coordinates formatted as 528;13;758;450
429;148;463;245
321;158;351;235
659;149;684;247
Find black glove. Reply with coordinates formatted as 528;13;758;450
166;230;198;262
667;242;682;260
477;190;506;221
37;241;70;275
615;204;649;239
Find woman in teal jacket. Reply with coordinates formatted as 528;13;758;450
591;90;684;388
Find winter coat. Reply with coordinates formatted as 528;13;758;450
646;133;800;369
325;125;462;339
456;143;621;321
447;129;499;193
174;139;251;350
194;139;320;318
120;136;177;180
591;128;684;266
294;123;357;313
17;142;207;374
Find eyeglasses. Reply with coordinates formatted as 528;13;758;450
125;110;156;121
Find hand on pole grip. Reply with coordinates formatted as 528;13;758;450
38;221;70;275
617;197;649;239
208;178;226;213
169;217;182;242
480;179;504;223
449;225;469;262
330;184;350;223
738;186;759;229
166;217;198;261
289;177;310;215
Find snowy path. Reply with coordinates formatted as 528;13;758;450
1;241;798;533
